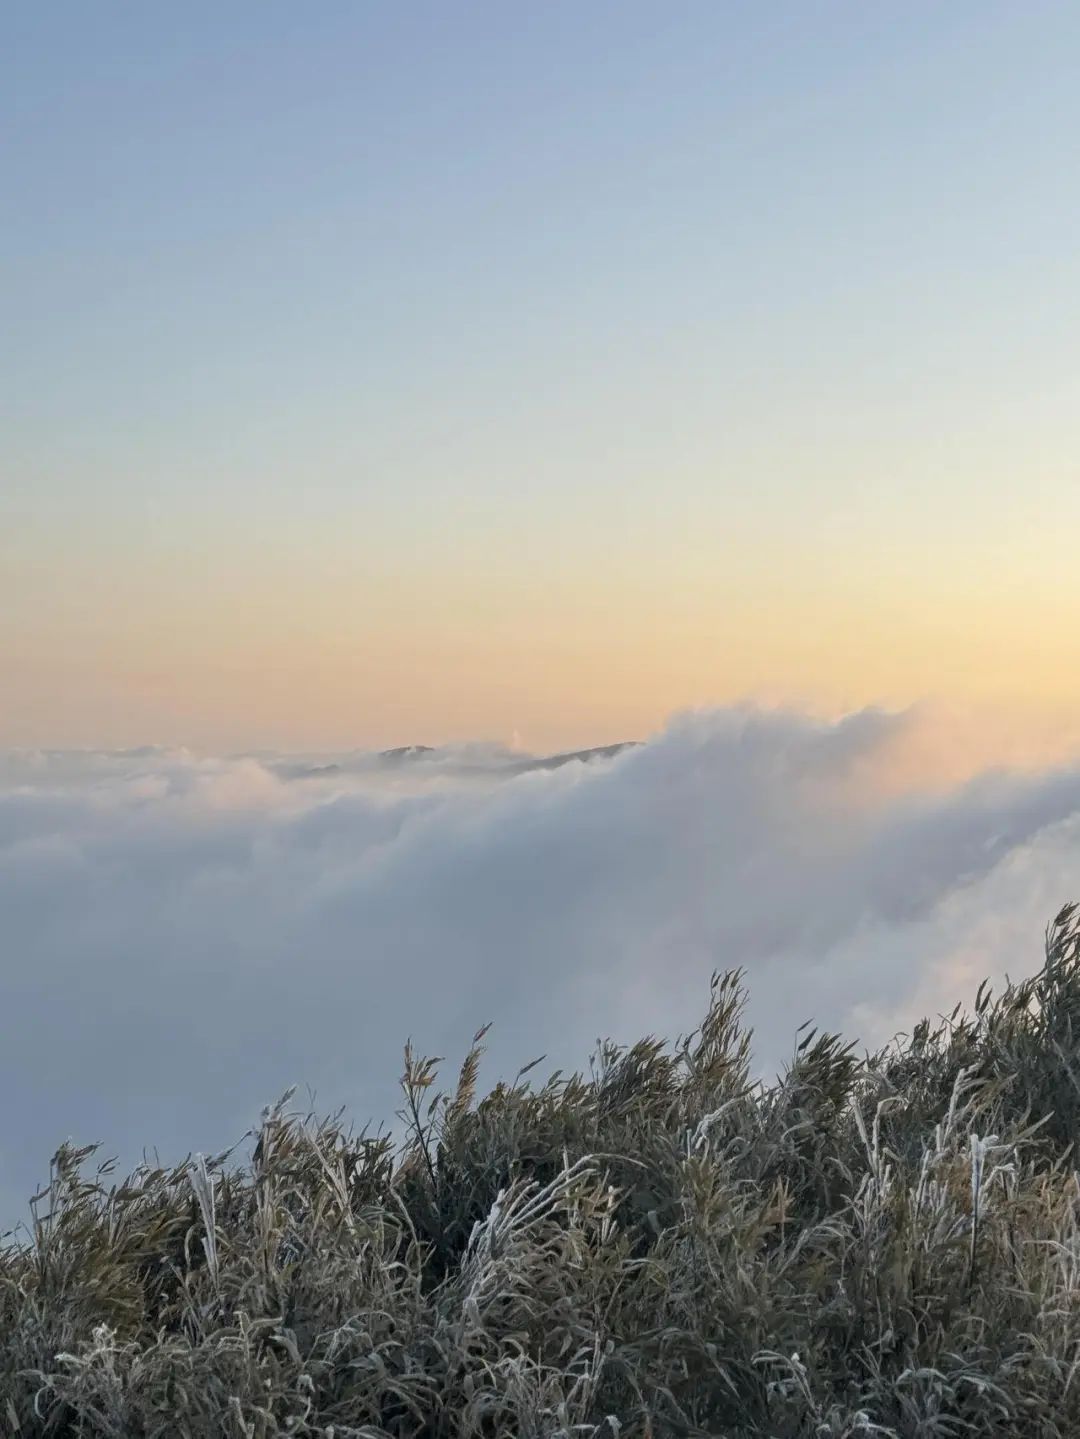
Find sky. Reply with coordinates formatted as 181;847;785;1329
6;5;1080;1221
5;3;1080;752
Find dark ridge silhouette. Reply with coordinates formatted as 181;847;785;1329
510;740;640;772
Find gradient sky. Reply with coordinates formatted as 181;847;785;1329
4;2;1080;752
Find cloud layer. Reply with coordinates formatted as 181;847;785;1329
4;707;1080;1221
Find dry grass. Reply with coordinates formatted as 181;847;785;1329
7;907;1080;1435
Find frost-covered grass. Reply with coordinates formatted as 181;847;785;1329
7;908;1080;1436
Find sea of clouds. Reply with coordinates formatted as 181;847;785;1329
4;704;1080;1223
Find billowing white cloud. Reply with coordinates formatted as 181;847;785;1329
3;706;1080;1223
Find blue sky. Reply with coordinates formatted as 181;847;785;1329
4;3;1080;748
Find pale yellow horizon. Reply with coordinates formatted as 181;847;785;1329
7;542;1080;772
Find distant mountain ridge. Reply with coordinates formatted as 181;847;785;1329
508;741;638;772
274;742;639;783
378;741;639;773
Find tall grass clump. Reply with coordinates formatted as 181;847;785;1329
6;907;1080;1435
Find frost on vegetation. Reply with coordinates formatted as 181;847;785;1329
7;909;1080;1434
